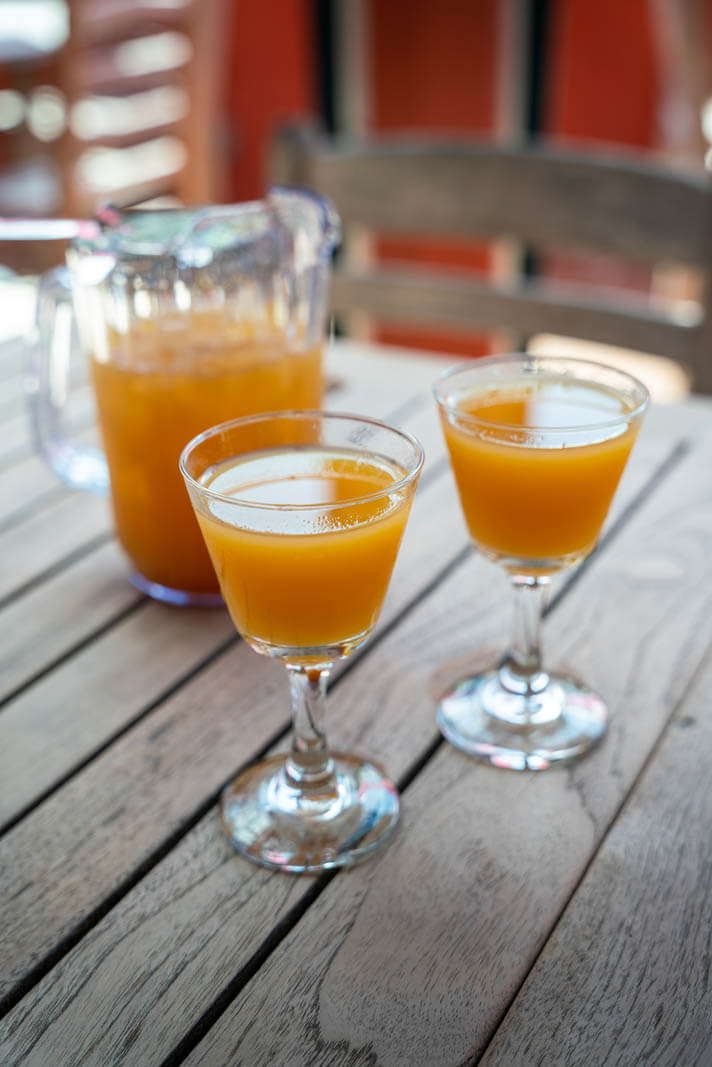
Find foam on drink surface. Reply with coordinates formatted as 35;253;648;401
201;446;407;535
455;376;635;447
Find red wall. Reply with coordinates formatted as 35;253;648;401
223;0;703;354
545;0;658;147
541;0;660;293
368;0;498;355
363;0;666;355
224;0;317;202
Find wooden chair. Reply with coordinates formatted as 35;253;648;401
0;0;227;273
271;125;712;395
59;0;227;216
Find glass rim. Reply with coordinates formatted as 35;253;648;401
179;409;425;513
433;353;650;434
69;187;340;260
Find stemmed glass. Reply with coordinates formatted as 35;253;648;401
181;410;423;872
434;354;648;771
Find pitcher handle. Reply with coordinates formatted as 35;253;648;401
27;266;109;493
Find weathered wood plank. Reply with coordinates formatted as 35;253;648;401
0;384;95;469
275;129;712;267
480;649;712;1066
0;367;444;807
0;344;703;1060
0;408;699;1063
0;601;236;828
0;636;281;1008
330;268;707;376
274;128;712;390
183;421;712;1066
0;818;311;1067
0;491;112;604
0;484;455;1014
0;425;102;532
0;466;487;1063
0;455;68;532
0;391;671;829
0;390;456;1000
0;540;137;704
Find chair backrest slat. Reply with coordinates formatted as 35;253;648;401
332;270;702;366
272;126;712;393
312;142;711;267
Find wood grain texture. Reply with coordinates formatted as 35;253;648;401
0;398;446;829
274;129;712;266
0;427;101;532
0;816;313;1067
185;417;712;1066
0;385;95;468
2;342;712;1066
0;541;138;703
0;600;235;826
0;458;68;533
0;636;282;1005
0;491;112;603
330;269;707;378
0;397;685;1035
0;464;487;1066
0;409;690;1064
273;127;712;392
480;651;712;1066
0;392;458;1007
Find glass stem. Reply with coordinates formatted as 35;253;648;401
499;574;551;697
284;664;335;787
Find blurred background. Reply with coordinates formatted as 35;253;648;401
0;0;710;369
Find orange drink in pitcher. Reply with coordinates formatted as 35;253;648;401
30;192;339;604
91;312;322;596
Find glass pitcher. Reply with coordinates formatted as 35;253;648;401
28;190;340;605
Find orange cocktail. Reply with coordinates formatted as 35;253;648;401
434;355;648;771
91;312;322;596
196;447;411;655
181;411;423;873
440;377;642;568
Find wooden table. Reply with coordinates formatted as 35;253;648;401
1;335;712;1066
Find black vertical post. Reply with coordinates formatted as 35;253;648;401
523;0;552;279
526;0;552;140
314;0;336;134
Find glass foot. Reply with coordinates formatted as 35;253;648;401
437;667;607;771
129;570;223;607
221;753;400;873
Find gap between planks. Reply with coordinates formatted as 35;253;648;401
0;426;685;1037
0;379;691;1037
158;433;692;1067
477;626;712;1064
0;539;465;1021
